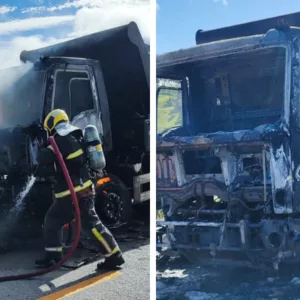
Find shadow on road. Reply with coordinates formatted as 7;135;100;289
0;236;149;299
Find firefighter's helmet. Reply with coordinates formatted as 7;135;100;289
43;109;69;134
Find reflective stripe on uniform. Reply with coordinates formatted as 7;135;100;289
66;149;83;160
47;145;83;161
54;179;93;198
104;246;120;258
91;228;112;254
45;247;63;252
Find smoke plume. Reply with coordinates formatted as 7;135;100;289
0;0;150;69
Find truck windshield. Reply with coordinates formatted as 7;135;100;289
0;68;45;128
157;46;286;135
191;47;286;133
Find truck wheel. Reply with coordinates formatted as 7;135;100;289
95;174;132;228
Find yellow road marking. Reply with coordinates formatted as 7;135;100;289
37;271;121;300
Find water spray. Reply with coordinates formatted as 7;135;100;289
0;135;82;282
0;175;36;245
9;176;36;215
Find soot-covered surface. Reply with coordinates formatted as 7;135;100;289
157;258;300;300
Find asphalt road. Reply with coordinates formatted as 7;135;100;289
0;233;149;299
0;196;151;299
157;258;300;300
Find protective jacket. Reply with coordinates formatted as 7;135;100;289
35;132;93;199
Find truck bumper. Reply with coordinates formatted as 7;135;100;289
156;220;300;268
133;173;150;203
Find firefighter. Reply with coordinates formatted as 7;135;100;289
34;109;125;270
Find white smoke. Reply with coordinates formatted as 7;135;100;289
0;61;33;88
0;0;150;69
72;4;150;40
0;62;33;118
0;36;64;69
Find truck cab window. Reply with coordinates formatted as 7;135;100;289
53;70;93;119
69;78;94;118
157;78;183;134
194;47;285;132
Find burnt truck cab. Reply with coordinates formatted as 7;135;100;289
0;22;149;232
156;13;300;268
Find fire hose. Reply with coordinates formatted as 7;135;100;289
0;136;81;282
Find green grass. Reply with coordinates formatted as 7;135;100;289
156;209;165;221
157;91;182;134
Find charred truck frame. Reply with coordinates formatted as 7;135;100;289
156;12;300;269
0;22;149;244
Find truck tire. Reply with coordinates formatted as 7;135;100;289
95;174;132;228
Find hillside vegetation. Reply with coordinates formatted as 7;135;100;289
157;87;182;134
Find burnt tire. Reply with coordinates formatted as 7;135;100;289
95;174;132;228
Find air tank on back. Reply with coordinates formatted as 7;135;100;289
83;125;106;171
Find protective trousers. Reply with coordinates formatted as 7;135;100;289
44;189;121;258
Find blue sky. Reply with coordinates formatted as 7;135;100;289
157;0;300;53
0;0;150;68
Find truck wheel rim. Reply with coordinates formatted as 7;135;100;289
103;192;122;223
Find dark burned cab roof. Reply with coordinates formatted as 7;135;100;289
158;11;300;72
157;27;300;76
157;35;263;68
195;11;300;44
20;22;150;118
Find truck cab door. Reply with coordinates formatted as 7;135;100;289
43;61;111;150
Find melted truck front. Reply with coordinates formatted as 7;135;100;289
156;13;300;268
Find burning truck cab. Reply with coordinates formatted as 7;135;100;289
0;23;150;249
156;13;300;268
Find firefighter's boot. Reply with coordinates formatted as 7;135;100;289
35;251;63;267
91;225;125;270
97;250;125;270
